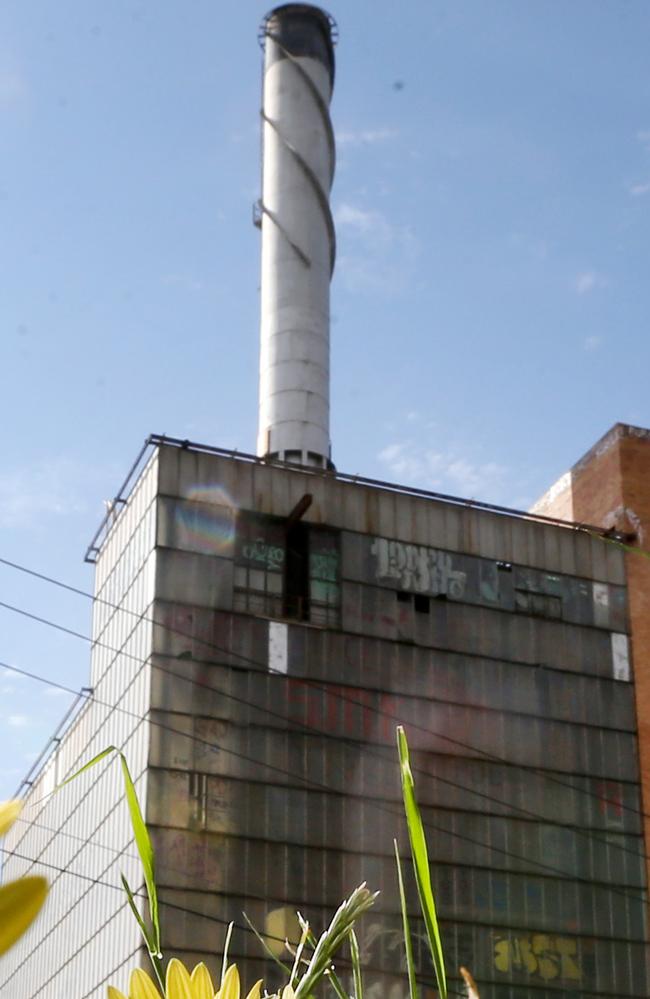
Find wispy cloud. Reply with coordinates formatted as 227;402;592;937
336;128;397;148
335;203;395;242
574;271;608;296
584;335;602;352
629;181;650;197
0;458;89;528
377;441;510;504
334;201;418;295
6;714;29;728
637;129;650;151
0;63;25;107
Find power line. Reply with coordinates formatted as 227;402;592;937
1;846;474;999
2;653;648;907
0;559;643;825
6;842;648;999
0;575;648;869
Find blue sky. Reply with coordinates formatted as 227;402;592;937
1;0;649;797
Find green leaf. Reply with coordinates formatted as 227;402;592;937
221;920;234;985
303;924;352;999
56;745;117;789
118;754;160;956
397;726;447;999
394;840;418;999
349;929;363;999
55;746;161;961
243;912;293;976
120;873;153;951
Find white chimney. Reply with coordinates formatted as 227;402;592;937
256;4;337;469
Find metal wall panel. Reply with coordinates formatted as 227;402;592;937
346;531;627;631
150;604;636;730
145;769;645;887
148;663;637;779
156;447;627;582
146;715;643;834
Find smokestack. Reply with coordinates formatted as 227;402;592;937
256;4;337;469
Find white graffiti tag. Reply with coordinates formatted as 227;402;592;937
370;538;466;598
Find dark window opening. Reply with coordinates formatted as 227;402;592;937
396;590;411;603
414;594;430;614
285;522;310;621
515;589;562;620
234;511;340;627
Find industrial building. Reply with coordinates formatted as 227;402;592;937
2;5;649;999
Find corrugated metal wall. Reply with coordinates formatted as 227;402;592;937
0;452;159;999
146;445;648;999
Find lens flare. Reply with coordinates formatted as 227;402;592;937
175;485;238;557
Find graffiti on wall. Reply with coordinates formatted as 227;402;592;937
370;538;467;598
493;933;581;982
240;536;285;570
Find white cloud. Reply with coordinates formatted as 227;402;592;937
334;202;418;295
584;335;602;352
336;128;397;148
0;458;89;528
575;271;597;295
574;271;609;296
334;203;395;243
629;181;650;197
7;714;29;728
377;442;510;504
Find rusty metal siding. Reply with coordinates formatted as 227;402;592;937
150;611;636;730
146;446;643;999
155;446;628;582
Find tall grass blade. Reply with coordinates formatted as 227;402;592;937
55;747;161;961
242;912;293;976
221;920;234;985
303;922;353;999
394;840;418;999
397;726;447;999
349;929;363;999
57;746;116;788
120;873;154;953
293;884;377;999
118;753;160;956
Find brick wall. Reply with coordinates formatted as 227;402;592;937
538;423;650;920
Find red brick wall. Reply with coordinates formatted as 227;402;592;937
540;425;650;913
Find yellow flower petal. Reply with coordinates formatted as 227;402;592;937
107;988;128;999
190;962;215;999
129;968;163;999
218;964;241;999
166;958;193;999
0;800;22;837
244;979;263;999
281;986;295;999
0;876;48;955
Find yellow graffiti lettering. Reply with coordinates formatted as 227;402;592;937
494;937;511;973
556;936;581;980
493;934;582;983
531;935;560;981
